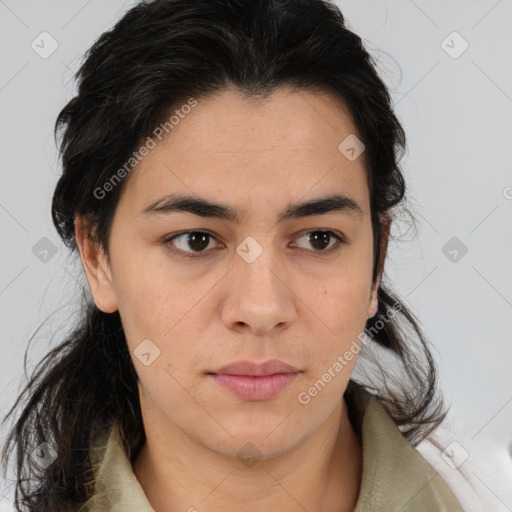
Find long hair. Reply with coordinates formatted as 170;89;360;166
1;0;446;509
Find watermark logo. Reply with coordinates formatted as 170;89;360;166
32;237;58;263
441;441;469;469
236;442;263;467
441;31;469;60
31;31;59;59
32;442;58;469
338;134;365;161
442;236;468;263
134;338;161;366
236;236;263;264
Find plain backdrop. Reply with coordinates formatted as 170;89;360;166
1;0;511;509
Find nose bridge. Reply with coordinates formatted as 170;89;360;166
223;233;296;332
235;233;281;292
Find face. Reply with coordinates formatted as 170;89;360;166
77;86;385;460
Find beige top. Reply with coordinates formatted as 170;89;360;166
81;390;464;511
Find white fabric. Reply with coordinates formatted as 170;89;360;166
416;410;512;512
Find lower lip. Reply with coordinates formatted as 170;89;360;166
209;373;299;401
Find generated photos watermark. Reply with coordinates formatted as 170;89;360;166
297;300;403;405
93;97;197;200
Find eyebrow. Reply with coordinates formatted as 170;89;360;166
140;192;364;223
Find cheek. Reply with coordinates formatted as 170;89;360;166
313;260;373;322
108;250;213;376
107;234;179;332
305;273;372;369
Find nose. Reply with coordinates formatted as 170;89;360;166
221;242;297;335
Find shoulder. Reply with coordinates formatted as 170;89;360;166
348;386;465;512
416;408;512;512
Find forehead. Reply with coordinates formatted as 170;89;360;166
119;86;370;216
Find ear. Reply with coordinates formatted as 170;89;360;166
367;215;391;319
367;281;380;320
74;215;118;313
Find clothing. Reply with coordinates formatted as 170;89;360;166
415;411;512;512
82;388;465;511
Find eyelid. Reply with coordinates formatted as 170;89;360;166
291;229;347;252
163;229;348;258
163;230;223;258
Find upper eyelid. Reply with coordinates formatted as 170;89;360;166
165;229;346;254
166;229;345;243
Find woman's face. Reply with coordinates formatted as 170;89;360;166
79;86;383;460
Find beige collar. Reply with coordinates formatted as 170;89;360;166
84;390;463;511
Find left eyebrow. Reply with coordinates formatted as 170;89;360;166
139;192;364;223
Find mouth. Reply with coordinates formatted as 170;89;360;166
210;359;301;377
207;372;300;401
207;359;302;401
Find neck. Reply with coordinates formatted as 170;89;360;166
133;397;362;512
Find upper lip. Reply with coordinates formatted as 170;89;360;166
211;359;301;376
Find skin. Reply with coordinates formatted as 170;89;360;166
75;86;389;512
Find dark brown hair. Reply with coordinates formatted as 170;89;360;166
1;0;446;509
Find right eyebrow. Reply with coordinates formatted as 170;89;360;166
139;192;364;223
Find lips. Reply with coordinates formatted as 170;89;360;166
208;359;301;401
211;359;300;377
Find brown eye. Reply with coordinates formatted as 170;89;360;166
165;231;219;256
294;230;345;252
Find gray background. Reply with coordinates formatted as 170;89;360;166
1;0;511;508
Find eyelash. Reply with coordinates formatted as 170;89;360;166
162;229;347;258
